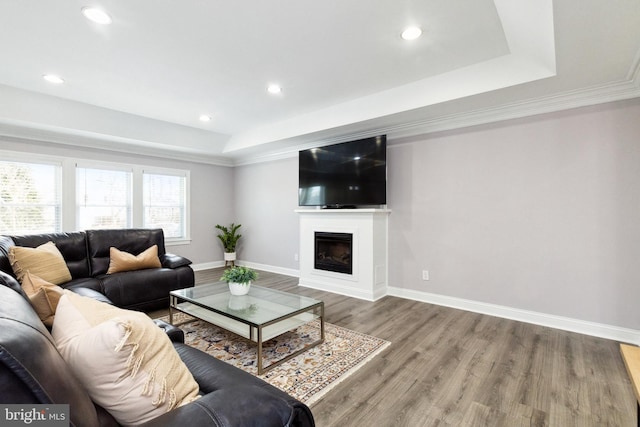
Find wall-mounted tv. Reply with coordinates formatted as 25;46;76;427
298;135;387;208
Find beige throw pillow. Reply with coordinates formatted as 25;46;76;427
52;292;200;425
22;271;63;327
22;271;64;327
107;245;162;274
9;242;72;285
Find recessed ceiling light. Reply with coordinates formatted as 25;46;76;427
42;74;64;84
199;115;212;122
401;27;422;41
81;7;112;25
267;84;282;94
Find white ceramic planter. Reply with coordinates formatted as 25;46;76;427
224;252;237;261
227;295;250;310
228;281;251;295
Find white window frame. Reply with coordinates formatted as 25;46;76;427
142;167;190;243
75;161;134;231
0;151;63;234
75;161;190;244
0;149;190;245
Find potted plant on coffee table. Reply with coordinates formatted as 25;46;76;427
215;223;242;267
220;265;258;295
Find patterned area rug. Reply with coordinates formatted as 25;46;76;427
159;312;390;405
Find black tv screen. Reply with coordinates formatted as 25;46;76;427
298;135;387;208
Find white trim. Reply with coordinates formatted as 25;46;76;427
0;126;234;167
299;278;384;302
191;259;640;344
191;260;300;278
0;148;64;166
231;80;640;166
236;260;299;278
165;238;192;246
387;286;640;346
0;147;191;240
191;261;225;271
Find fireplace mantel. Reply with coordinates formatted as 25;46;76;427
295;208;390;301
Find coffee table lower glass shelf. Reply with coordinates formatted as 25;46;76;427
169;282;324;374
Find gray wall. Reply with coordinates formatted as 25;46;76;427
233;98;640;330
388;98;640;330
0;138;235;264
233;157;300;271
4;97;640;330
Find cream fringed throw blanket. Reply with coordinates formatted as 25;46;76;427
52;291;200;426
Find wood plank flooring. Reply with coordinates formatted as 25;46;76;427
185;268;636;426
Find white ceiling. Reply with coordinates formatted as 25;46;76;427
0;0;639;165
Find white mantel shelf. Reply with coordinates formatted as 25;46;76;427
296;208;391;301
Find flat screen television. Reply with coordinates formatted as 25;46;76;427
298;135;387;208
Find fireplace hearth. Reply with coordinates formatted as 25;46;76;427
314;232;353;275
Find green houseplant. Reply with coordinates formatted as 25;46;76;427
215;223;242;265
220;265;258;295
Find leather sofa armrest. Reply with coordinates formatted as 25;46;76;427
154;319;185;343
161;253;192;269
70;287;115;305
139;386;314;427
0;270;27;299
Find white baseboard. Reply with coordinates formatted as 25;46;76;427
387;286;640;346
191;261;224;271
190;261;640;345
298;279;383;302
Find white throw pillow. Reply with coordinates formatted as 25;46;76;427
52;292;200;426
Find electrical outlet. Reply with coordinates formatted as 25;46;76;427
422;270;429;280
294;253;299;262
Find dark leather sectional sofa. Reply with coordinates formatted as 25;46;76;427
0;228;194;312
0;279;315;426
0;228;315;426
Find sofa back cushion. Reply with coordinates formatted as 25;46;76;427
10;232;90;279
0;285;100;427
86;229;166;276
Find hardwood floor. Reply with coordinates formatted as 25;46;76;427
191;268;636;426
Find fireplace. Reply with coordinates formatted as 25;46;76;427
314;232;353;275
297;208;390;301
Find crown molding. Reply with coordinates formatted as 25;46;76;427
386;79;640;141
3;71;639;169
0;121;234;167
235;76;640;166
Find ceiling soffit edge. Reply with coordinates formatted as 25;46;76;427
232;77;640;166
0;125;234;167
223;0;556;154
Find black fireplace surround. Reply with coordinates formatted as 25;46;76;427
314;231;353;275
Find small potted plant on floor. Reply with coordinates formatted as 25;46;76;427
215;223;242;266
220;265;258;295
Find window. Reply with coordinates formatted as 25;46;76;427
1;151;190;242
143;171;187;239
0;159;62;234
76;166;132;229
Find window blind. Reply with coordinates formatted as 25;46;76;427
143;171;186;239
0;160;62;234
76;166;132;229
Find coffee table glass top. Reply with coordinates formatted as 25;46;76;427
170;282;323;326
170;281;325;374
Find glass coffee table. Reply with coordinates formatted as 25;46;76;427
169;282;325;374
